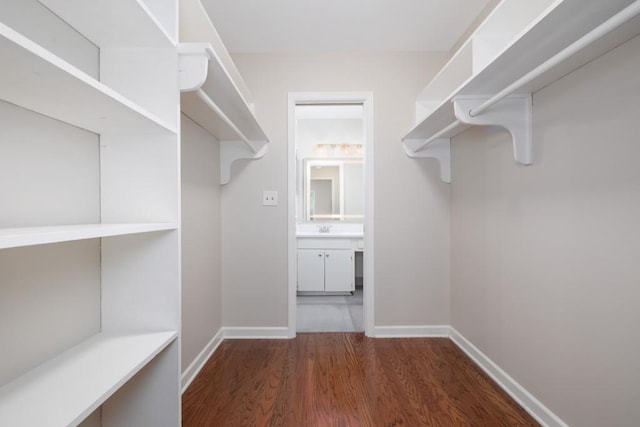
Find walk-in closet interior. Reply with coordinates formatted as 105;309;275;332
1;0;639;425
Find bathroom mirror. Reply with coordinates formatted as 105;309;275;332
303;158;363;222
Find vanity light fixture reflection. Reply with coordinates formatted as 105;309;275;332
315;143;363;155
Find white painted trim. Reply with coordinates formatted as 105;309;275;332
287;94;298;338
361;93;375;338
449;327;568;427
374;325;450;338
287;92;375;338
180;328;224;394
223;327;290;339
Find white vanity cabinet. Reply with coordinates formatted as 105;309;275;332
323;250;355;292
297;249;354;292
297;250;326;292
297;237;360;294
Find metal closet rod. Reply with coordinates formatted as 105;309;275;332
469;0;640;117
414;120;461;152
195;88;257;153
414;1;640;152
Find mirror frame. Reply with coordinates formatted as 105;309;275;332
303;157;363;222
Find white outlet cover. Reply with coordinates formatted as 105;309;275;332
263;190;278;206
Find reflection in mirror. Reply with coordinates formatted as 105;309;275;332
295;104;365;224
304;158;363;222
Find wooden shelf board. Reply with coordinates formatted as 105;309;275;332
404;0;640;142
0;23;176;135
180;92;266;145
200;52;268;141
39;0;175;48
0;223;178;250
178;0;268;145
180;57;268;144
461;0;640;96
0;331;177;427
179;0;253;103
181;90;240;141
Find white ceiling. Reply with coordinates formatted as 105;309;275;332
201;0;492;53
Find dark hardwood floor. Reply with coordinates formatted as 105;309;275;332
182;333;538;426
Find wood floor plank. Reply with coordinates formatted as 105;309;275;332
182;333;539;426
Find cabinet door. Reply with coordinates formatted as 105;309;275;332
297;249;325;291
324;250;354;292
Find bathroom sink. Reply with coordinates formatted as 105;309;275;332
296;223;363;238
296;231;363;238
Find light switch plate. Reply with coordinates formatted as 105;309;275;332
263;190;278;206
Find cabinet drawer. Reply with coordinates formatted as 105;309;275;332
297;238;352;249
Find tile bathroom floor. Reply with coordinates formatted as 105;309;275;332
296;288;363;332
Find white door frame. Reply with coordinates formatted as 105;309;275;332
287;91;374;337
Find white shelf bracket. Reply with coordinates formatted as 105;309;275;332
403;138;451;183
454;95;533;165
177;43;214;92
220;140;268;185
178;42;269;185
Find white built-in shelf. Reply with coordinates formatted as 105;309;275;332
0;223;178;250
180;62;269;145
39;0;175;48
0;23;176;135
403;0;640;183
179;0;269;185
1;1;181;424
0;331;176;427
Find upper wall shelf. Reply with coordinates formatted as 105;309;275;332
403;0;640;183
179;0;269;185
0;223;177;250
38;0;176;47
0;23;176;135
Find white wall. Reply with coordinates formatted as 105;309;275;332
449;0;501;55
450;35;640;426
0;100;100;227
0;240;101;385
180;115;222;371
0;0;98;77
0;100;101;386
222;52;450;328
296;118;363;158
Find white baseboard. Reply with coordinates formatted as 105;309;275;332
181;328;224;394
374;325;450;338
449;327;567;427
223;326;290;339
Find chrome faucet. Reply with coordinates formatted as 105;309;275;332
318;225;332;233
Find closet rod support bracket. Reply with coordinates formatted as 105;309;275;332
220;141;268;185
453;95;533;165
404;138;451;183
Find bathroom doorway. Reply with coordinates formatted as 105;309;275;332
287;92;374;337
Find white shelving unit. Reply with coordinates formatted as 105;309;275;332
0;223;178;250
0;332;176;426
0;0;180;425
0;23;175;135
179;0;269;185
403;0;640;183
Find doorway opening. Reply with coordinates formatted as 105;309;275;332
287;92;374;337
